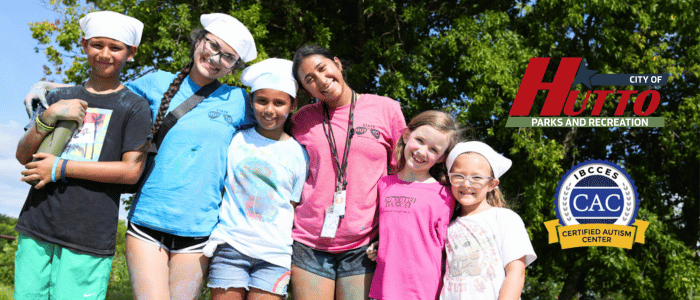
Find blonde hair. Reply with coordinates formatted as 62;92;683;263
393;110;463;185
487;185;507;209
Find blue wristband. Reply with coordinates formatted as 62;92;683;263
60;159;69;183
51;157;61;182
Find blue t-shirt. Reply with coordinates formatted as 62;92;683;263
126;70;255;236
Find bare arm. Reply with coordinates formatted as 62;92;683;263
498;256;527;300
21;150;147;189
16;121;52;165
16;99;88;164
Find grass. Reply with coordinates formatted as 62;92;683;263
0;284;13;300
104;221;133;299
0;220;139;300
0;217;244;299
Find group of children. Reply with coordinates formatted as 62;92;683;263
367;112;537;300
14;9;536;300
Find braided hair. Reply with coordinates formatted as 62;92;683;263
149;29;207;139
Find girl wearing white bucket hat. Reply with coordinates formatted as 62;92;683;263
203;58;306;300
120;13;257;300
23;12;259;299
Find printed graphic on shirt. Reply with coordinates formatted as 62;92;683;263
209;109;234;125
444;223;498;294
61;108;112;162
234;156;280;223
355;123;381;140
384;196;417;211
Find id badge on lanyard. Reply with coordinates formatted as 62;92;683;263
321;206;341;238
320;91;357;239
321;190;346;238
333;190;346;216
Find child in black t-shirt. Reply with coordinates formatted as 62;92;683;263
14;11;151;299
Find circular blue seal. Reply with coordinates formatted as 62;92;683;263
555;160;639;226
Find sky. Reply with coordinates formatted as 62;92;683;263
0;1;131;219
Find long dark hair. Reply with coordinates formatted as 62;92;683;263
393;110;464;185
291;44;349;95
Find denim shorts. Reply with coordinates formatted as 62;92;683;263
291;241;377;280
208;244;291;296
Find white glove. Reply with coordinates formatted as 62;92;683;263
24;82;54;118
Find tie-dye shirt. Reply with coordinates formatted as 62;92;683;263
204;128;308;268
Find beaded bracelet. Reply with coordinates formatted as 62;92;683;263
60;159;69;183
36;114;55;132
51;157;61;182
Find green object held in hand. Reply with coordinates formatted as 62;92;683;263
28;120;78;186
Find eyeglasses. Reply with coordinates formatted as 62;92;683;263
448;173;494;189
201;36;239;69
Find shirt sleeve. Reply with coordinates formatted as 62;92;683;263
498;209;537;268
237;89;257;129
376;176;390;203
125;73;157;105
291;145;309;203
387;100;406;169
435;188;455;248
121;96;153;153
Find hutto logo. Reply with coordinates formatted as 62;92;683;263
506;58;668;128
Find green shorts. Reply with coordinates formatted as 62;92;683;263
14;234;113;300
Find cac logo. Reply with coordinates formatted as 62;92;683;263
555;160;638;226
545;160;649;249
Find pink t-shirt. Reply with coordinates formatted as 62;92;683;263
370;175;455;300
291;94;406;252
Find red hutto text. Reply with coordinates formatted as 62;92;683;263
509;57;661;117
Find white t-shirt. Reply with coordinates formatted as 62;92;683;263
440;207;537;300
203;128;308;268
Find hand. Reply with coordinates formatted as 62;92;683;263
21;153;59;189
366;241;378;261
45;99;88;125
23;82;55;118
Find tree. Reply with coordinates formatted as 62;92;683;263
30;0;700;298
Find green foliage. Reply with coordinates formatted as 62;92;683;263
29;0;700;299
0;215;17;287
105;220;132;299
0;217;140;299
